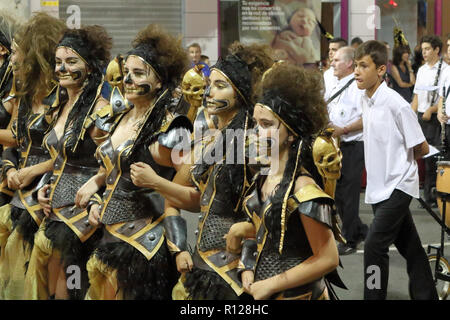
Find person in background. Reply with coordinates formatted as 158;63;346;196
412;35;448;208
187;42;210;78
200;54;210;67
351;37;363;49
323;37;348;101
411;44;425;77
391;46;415;103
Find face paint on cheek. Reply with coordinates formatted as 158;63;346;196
69;69;85;81
211;98;230;110
136;83;151;95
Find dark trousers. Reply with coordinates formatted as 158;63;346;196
418;113;441;203
335;141;368;247
363;189;438;300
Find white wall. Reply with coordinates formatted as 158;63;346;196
348;0;376;42
184;0;219;64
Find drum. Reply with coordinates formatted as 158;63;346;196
436;161;450;228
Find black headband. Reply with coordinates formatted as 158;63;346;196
258;89;313;137
127;43;167;83
57;34;90;66
212;54;251;107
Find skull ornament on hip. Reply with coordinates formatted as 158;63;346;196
312;128;342;180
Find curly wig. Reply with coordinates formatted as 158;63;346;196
14;12;65;101
255;62;328;138
58;25;112;77
130;23;189;90
58;25;112;152
14;12;66;142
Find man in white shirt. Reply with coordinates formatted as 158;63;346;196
412;35;448;207
328;46;368;255
355;40;437;300
323;37;348;101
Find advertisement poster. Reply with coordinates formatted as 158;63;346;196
239;0;321;65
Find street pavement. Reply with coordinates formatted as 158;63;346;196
181;191;450;300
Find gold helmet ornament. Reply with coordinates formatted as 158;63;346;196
106;54;124;92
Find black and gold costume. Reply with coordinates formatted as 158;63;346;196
85;24;192;299
236;62;346;300
0;88;56;299
242;168;345;300
176;47;273;300
38;81;105;300
86;89;192;300
23;26;113;300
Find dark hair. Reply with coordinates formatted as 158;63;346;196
420;35;443;55
392;46;410;66
330;37;348;47
351;37;363;46
355;40;388;67
412;44;424;75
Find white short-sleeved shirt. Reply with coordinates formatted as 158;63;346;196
362;81;426;204
323;67;338;101
413;60;449;113
327;73;364;142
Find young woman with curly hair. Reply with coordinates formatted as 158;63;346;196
19;24;113;300
129;42;274;300
226;62;346;300
0;12;66;300
80;23;192;300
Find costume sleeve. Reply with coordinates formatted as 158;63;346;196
237;238;257;276
163;215;188;255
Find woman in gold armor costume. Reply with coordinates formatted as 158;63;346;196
130;42;274;300
226;62;346;300
0;13;66;299
25;25;112;300
83;24;192;300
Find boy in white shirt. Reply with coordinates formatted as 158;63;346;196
412;35;448;207
354;40;438;300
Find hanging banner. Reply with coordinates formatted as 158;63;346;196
239;0;321;65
